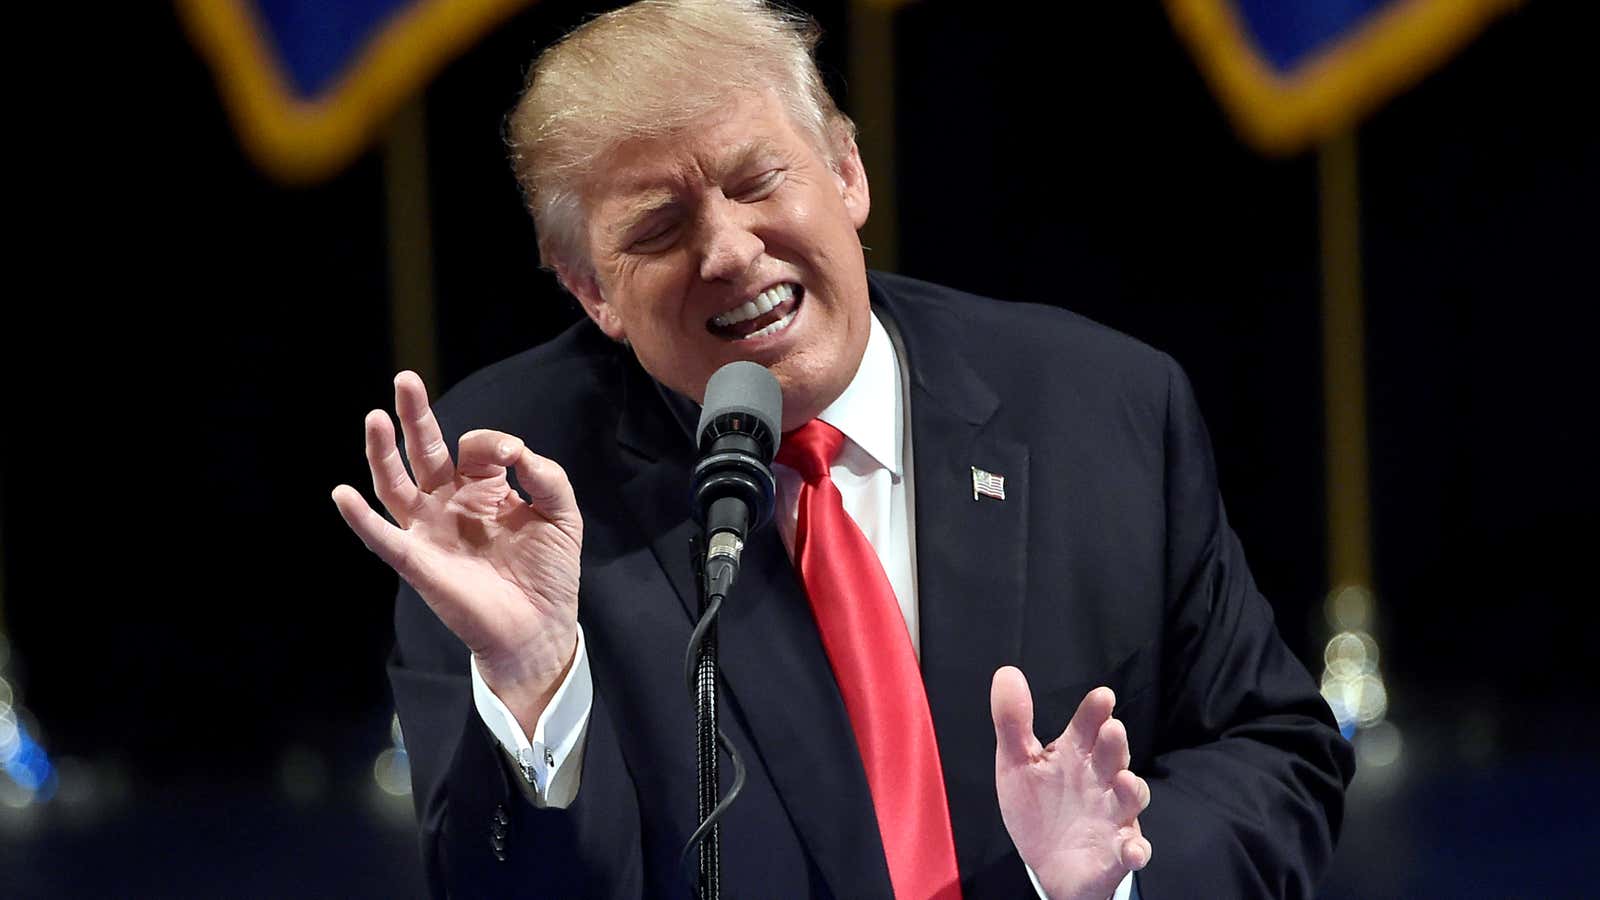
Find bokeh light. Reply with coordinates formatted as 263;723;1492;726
1356;720;1403;769
373;747;412;797
0;707;18;764
1325;584;1374;632
0;630;56;811
1318;586;1394;755
371;711;413;809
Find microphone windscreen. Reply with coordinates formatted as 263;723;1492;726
697;361;782;459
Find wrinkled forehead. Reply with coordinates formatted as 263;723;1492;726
579;91;826;222
601;137;786;203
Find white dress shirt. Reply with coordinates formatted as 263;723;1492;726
469;311;1135;900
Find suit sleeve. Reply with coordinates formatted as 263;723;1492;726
1135;357;1356;898
388;584;647;898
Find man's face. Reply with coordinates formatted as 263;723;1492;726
564;90;872;431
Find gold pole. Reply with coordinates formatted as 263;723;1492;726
1318;131;1396;744
1318;131;1372;593
383;97;439;385
849;0;902;273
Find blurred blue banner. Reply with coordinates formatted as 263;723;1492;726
176;0;536;182
1166;0;1519;153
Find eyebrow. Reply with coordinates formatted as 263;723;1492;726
709;138;783;183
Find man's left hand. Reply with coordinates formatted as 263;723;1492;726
991;666;1153;900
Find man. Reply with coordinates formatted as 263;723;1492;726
332;1;1354;897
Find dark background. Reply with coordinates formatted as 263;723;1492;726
3;0;1595;895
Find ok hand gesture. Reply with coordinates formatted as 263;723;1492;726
332;371;583;730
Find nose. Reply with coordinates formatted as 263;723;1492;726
697;199;764;283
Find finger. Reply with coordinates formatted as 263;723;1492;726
1120;834;1152;871
394;371;454;493
1061;686;1116;753
990;666;1042;767
511;448;583;537
332;484;419;581
1111;770;1151;820
457;430;523;479
365;410;422;525
1091;716;1131;783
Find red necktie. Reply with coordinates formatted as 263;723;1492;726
777;419;963;900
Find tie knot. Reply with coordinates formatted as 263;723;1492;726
776;418;845;482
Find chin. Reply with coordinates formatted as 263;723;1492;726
780;328;868;417
772;370;839;431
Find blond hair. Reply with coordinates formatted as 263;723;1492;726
506;0;856;282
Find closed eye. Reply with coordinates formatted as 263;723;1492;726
627;219;681;254
733;169;784;202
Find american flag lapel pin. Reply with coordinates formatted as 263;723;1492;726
971;466;1006;501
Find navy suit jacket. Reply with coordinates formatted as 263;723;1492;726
388;271;1354;898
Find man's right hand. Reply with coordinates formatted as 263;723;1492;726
332;371;583;734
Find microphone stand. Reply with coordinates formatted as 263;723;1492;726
682;534;746;899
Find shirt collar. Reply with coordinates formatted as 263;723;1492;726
811;311;902;477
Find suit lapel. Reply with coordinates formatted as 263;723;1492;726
615;357;895;899
876;281;1033;885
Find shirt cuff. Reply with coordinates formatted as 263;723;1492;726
1025;865;1137;900
470;625;593;807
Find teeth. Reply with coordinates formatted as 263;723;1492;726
711;283;795;326
738;307;797;340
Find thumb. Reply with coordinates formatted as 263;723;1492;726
991;666;1041;767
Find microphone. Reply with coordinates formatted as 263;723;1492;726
683;362;775;887
691;361;781;598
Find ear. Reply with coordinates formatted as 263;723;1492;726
558;265;627;342
832;136;871;231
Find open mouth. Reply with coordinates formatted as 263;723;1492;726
707;283;803;341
